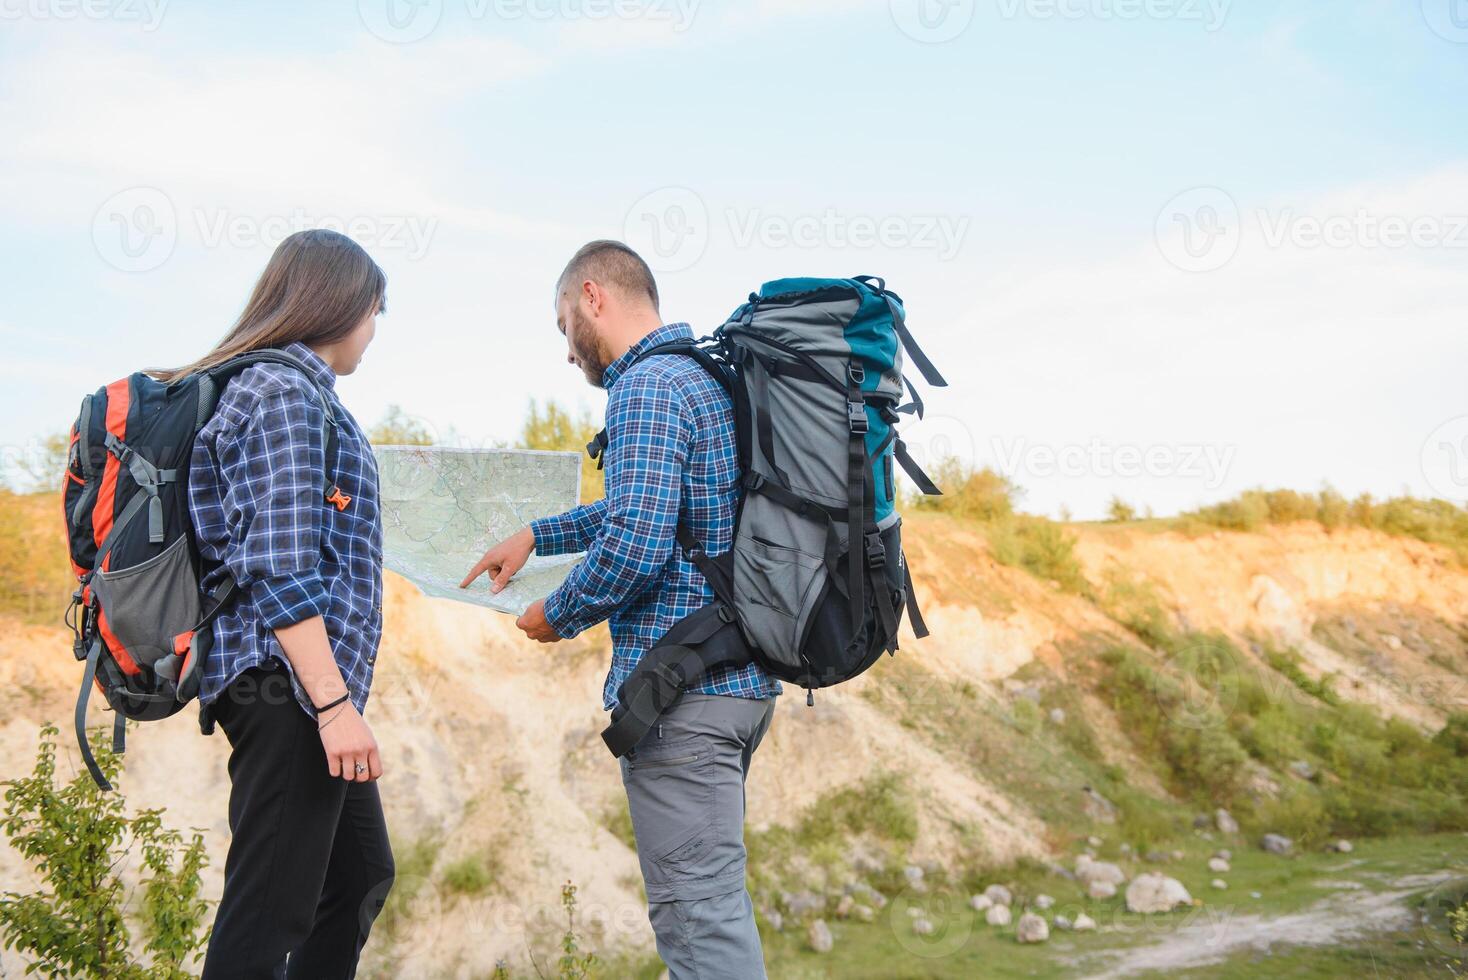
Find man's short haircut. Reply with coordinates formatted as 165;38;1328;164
557;240;660;311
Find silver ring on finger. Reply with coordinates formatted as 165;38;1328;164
354;762;367;776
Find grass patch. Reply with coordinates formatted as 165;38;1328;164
1179;488;1468;563
1100;634;1468;844
986;515;1092;597
440;852;500;896
601;798;637;851
376;835;442;942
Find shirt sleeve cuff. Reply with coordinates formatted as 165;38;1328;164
531;514;580;556
541;585;584;639
251;570;332;628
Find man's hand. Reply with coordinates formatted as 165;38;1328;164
460;527;535;593
516;598;562;643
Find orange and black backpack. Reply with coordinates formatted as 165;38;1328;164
63;349;342;790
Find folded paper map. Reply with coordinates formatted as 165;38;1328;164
373;446;585;615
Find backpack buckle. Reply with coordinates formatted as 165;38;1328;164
847;400;868;434
864;531;886;570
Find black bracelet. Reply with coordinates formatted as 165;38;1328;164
313;693;351;714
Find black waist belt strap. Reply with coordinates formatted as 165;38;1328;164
601;603;753;758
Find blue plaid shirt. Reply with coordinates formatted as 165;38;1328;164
532;322;780;711
188;342;383;719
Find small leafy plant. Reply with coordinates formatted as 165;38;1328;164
0;723;210;979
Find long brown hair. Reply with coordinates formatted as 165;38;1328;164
156;229;386;382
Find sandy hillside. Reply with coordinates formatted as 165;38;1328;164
1;513;1465;976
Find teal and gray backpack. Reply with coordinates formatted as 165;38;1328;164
597;276;945;756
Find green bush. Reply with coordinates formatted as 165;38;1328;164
1434;713;1468;757
0;724;210;980
441;854;498;896
907;457;1016;522
1182;489;1468;562
987;515;1092;596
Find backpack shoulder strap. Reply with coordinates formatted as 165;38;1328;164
202;349;344;503
585;338;729;470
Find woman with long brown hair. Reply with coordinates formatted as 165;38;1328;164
170;229;394;979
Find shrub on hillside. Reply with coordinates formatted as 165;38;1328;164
907;457;1016;522
0;724;209;979
987;514;1092;597
0;490;74;623
1184;488;1468;562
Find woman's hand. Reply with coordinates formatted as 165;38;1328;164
318;702;383;782
460;526;535;593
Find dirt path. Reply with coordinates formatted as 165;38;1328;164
1075;872;1453;979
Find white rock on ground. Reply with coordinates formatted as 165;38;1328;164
984;884;1013;906
986;904;1012;926
1076;854;1127;888
1073;912;1097;931
1016;912;1050;944
1088;880;1118;900
835;894;854;919
1208;857;1230;873
1261;833;1294;855
969;893;993;912
1125;872;1193;914
1211;878;1228;890
912;918;934;936
1215;848;1231;861
852;904;875;923
808;919;833;953
1034;894;1054;910
1215;808;1240;834
1053;915;1073;931
1331;839;1354;853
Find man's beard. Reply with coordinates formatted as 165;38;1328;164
569;308;612;388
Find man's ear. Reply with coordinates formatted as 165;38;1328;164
582;279;603;318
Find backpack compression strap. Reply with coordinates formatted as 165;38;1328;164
852;276;948;389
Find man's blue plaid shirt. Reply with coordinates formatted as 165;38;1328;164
532;322;780;711
188;342;383;718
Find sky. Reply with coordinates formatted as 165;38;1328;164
1;0;1465;518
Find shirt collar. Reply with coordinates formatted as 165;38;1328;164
283;341;338;390
601;322;694;390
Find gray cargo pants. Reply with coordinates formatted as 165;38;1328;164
619;693;776;980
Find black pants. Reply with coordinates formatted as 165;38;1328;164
201;666;395;980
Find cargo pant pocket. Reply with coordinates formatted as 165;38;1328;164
622;736;732;901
